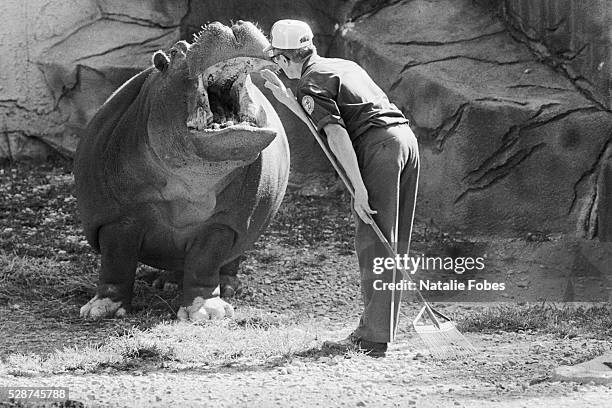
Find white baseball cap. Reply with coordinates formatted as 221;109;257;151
264;19;313;56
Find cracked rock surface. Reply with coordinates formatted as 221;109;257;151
0;0;187;159
2;0;611;236
332;0;612;235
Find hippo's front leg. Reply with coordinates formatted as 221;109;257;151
177;224;235;322
80;220;141;319
219;255;245;298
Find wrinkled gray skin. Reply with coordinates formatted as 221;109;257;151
74;21;289;321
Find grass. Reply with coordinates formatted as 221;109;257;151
457;303;612;338
4;302;610;376
0;158;348;375
0;251;184;325
1;158;611;379
0;253;93;306
0;308;319;376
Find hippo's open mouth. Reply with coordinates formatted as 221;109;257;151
186;57;272;133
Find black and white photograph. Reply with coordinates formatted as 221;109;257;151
0;0;610;407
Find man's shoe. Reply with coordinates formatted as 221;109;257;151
323;333;387;357
358;339;388;357
322;333;359;352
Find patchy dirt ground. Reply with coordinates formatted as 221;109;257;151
0;159;611;407
1;330;611;407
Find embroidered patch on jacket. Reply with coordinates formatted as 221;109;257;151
301;95;315;115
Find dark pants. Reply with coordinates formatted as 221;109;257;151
351;123;420;343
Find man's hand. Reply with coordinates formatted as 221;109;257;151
354;185;377;225
260;69;301;113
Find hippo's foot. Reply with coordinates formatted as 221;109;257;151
80;295;127;319
177;296;234;322
220;275;243;298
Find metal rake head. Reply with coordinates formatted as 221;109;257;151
413;305;477;360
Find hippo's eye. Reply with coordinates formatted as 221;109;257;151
170;49;178;58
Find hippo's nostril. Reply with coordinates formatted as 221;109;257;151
237;20;244;25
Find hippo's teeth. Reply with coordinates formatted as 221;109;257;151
189;57;272;133
187;107;209;130
196;108;207;130
186;74;212;131
198;75;214;125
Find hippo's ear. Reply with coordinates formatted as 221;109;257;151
173;40;189;54
153;51;170;72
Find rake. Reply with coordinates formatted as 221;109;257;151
284;88;476;359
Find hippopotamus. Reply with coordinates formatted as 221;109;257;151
74;21;289;321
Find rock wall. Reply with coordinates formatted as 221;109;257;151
1;0;611;238
502;0;611;109
0;0;186;159
331;0;612;237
